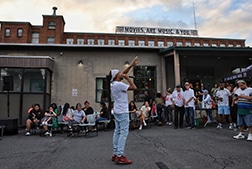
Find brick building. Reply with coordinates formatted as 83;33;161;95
0;7;251;126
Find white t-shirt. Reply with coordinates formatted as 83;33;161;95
216;88;231;106
183;88;195;107
172;90;184;107
165;94;173;107
140;105;151;117
111;81;129;114
235;87;252;101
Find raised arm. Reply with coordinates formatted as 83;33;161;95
122;56;138;74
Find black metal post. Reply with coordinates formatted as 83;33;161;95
7;90;10;118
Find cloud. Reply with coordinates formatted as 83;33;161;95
195;0;252;45
0;0;251;46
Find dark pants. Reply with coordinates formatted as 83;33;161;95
230;104;238;124
157;104;163;122
174;105;184;128
184;107;195;127
165;105;173;122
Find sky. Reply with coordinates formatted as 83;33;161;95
0;0;251;46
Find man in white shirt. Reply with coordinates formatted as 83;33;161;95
110;57;137;165
215;82;232;129
183;82;196;129
171;84;184;129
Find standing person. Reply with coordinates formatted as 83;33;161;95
155;92;165;125
110;56;137;165
202;89;214;123
165;88;173;125
171;84;184;129
233;80;252;141
144;91;152;106
183;82;196;129
215;82;232;129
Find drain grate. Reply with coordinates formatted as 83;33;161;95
156;162;169;169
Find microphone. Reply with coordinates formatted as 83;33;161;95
129;76;135;78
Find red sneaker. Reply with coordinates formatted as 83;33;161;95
111;155;116;161
115;156;132;165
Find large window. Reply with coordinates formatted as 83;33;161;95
5;28;10;37
133;66;156;102
96;77;109;102
31;32;39;44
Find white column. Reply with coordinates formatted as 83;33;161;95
173;50;181;85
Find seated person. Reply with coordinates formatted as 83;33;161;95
41;106;57;125
68;103;86;136
83;100;94;115
62;103;74;121
138;101;151;130
96;102;109;122
129;101;138;128
25;103;45;136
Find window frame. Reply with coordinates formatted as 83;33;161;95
5;28;11;37
95;77;109;102
133;66;156;102
47;36;55;44
17;28;23;37
31;32;39;44
48;21;56;29
66;38;74;45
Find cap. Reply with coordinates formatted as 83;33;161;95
176;84;181;88
237;80;246;84
184;82;190;86
110;69;119;82
203;89;209;94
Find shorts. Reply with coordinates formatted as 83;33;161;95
238;114;252;127
218;106;230;115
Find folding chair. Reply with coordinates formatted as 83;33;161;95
72;114;98;137
57;114;68;133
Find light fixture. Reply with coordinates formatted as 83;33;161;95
78;60;83;66
124;61;129;67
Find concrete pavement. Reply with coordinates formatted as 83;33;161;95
0;123;251;169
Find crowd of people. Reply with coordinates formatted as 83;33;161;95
24;79;252;143
128;80;252;142
24;100;109;137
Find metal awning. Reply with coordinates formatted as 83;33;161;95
0;55;54;71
